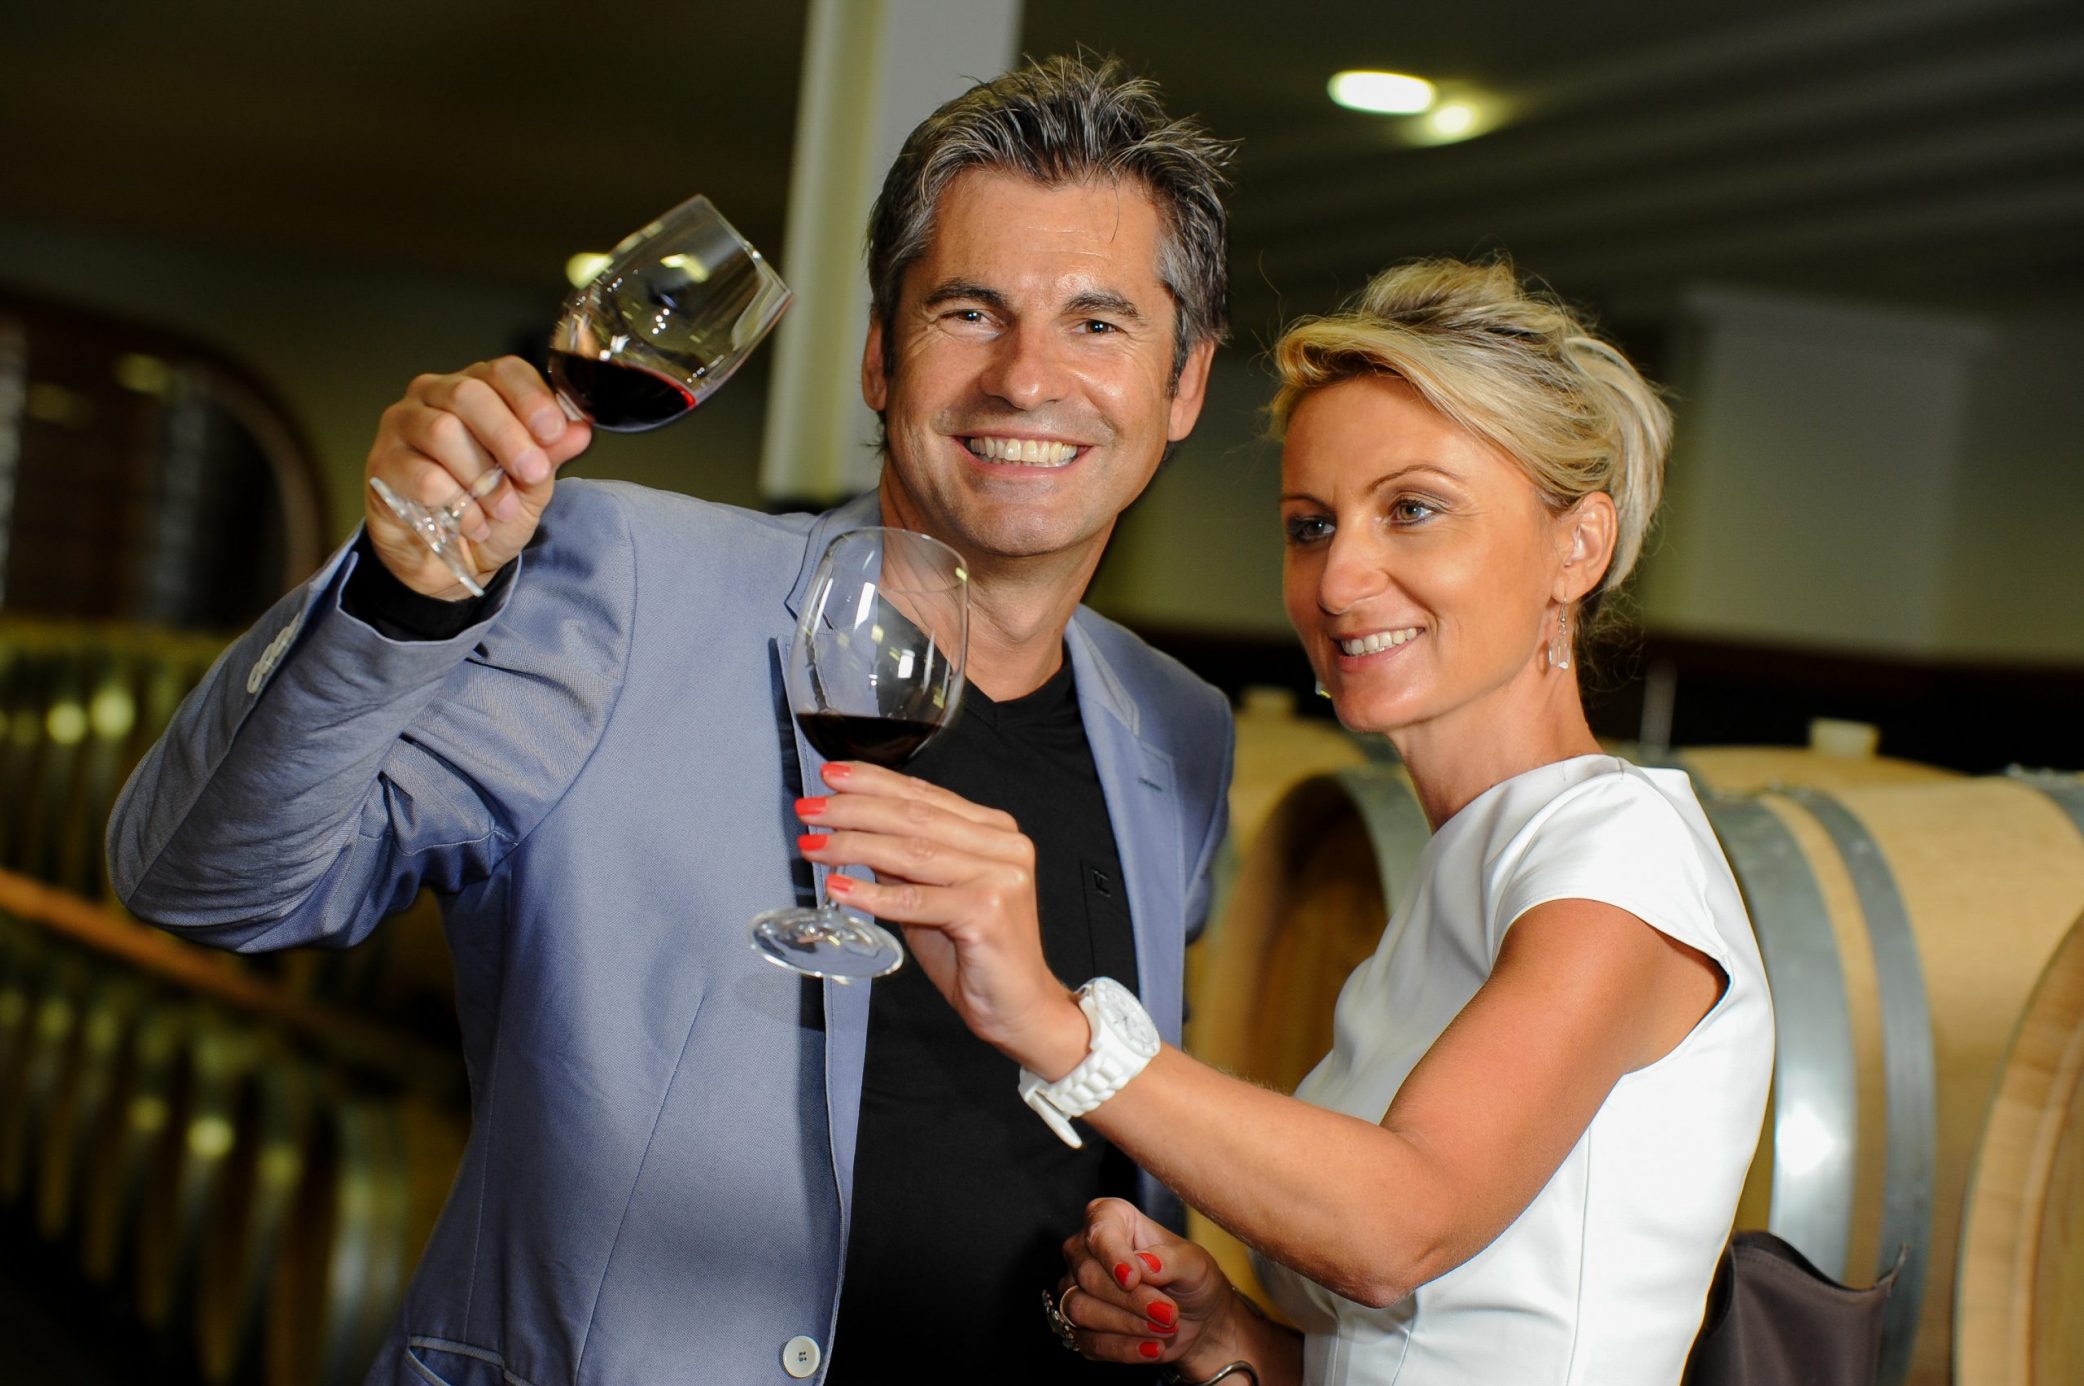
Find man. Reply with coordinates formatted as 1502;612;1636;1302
108;55;1234;1385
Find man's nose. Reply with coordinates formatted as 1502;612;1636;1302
978;323;1071;410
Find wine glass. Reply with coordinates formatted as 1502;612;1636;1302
751;527;969;981
369;193;792;595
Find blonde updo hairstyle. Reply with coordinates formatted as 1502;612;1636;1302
1270;258;1671;646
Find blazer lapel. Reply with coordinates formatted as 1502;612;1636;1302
778;492;884;1234
1066;615;1187;1047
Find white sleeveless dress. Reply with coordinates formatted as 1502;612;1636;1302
1253;756;1774;1385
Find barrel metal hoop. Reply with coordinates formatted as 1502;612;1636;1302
1699;794;1860;1279
1785;788;1936;1386
1333;766;1433;914
2011;768;2084;844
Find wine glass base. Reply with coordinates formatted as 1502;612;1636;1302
367;475;487;597
750;906;904;981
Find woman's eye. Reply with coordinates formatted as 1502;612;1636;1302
1391;498;1438;525
1285;514;1333;544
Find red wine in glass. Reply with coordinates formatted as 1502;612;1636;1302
546;351;698;433
794;712;943;767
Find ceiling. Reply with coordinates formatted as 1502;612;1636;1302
6;0;2081;351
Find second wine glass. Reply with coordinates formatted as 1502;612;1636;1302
751;526;969;981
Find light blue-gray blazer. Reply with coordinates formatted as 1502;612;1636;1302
107;481;1235;1386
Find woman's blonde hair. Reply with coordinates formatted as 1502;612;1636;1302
1271;258;1671;632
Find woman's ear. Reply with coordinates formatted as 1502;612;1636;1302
1555;493;1619;604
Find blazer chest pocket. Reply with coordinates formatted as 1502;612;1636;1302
406;1337;535;1386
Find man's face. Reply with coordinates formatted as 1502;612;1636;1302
864;169;1215;571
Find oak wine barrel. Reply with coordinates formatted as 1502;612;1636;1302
35;964;150;1242
1955;907;2084;1385
195;1043;318;1385
264;1091;467;1386
132;1008;259;1339
78;999;193;1285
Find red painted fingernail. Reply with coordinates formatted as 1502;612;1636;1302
1139;1341;1163;1360
795;796;828;817
1149;1301;1176;1327
1147;1317;1175;1335
825;875;855;896
822;763;854;782
1113;1263;1133;1288
797;833;829;852
1138;1252;1163;1274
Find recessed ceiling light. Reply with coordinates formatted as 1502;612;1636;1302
565;252;613;288
1425;102;1479;139
1327;70;1436;115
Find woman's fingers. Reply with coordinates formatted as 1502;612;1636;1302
799;791;1028;869
818;761;1020;832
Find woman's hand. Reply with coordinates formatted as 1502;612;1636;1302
1055;1198;1243;1371
797;762;1090;1073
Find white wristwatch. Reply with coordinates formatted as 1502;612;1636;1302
1019;977;1161;1149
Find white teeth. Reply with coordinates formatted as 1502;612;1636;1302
1338;628;1420;656
965;436;1078;467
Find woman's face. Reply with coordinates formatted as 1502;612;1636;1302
1281;374;1586;741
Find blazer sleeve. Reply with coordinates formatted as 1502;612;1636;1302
106;490;635;952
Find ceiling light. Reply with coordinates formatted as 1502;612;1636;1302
1425;102;1479;139
1327;70;1436;115
565;252;613;288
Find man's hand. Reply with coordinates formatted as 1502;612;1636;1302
364;358;593;598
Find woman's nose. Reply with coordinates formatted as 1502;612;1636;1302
978;323;1070;410
1316;531;1389;614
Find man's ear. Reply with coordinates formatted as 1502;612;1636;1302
1556;492;1619;603
1166;337;1218;442
861;319;889;412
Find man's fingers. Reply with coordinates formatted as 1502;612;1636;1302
480;355;574;449
427;372;554;490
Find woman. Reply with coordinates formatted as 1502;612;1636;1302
797;258;1774;1384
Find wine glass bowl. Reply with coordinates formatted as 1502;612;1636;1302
547;194;793;432
369;193;791;595
751;527;970;981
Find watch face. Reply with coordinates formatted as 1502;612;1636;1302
1090;978;1160;1054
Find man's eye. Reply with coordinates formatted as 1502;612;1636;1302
1080;319;1117;334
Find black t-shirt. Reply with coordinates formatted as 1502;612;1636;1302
825;656;1147;1384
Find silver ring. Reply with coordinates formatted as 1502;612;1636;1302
1042;1285;1080;1349
441;493;473;524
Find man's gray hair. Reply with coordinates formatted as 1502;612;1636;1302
865;53;1235;382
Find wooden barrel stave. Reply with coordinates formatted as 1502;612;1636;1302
133;1008;259;1339
195;1042;318;1385
265;1092;467;1386
1956;908;2084;1385
78;999;191;1286
35;964;150;1242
